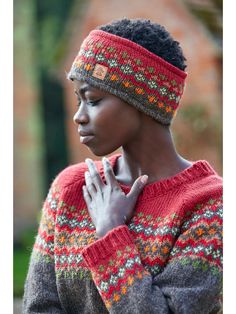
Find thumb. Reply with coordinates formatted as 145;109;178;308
127;175;148;200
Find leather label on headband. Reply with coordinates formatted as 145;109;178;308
92;64;108;80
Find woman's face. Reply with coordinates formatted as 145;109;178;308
73;80;142;156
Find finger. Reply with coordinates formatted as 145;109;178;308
82;185;91;206
102;157;121;189
82;186;96;225
127;175;148;201
85;171;97;198
85;158;104;192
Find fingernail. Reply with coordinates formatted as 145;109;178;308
102;157;106;167
102;157;109;166
141;175;148;184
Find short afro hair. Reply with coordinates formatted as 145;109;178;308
98;18;187;71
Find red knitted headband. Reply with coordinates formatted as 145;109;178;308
69;30;187;125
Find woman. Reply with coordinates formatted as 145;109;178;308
23;18;222;313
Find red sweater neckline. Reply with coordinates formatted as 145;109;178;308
105;153;217;198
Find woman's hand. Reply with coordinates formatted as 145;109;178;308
82;157;148;238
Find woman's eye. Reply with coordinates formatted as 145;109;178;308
75;98;101;108
88;99;101;106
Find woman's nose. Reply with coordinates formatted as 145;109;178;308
73;105;89;125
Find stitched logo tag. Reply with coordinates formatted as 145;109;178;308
92;64;108;80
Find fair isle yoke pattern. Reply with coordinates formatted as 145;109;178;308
23;154;223;313
81;197;222;310
69;30;187;125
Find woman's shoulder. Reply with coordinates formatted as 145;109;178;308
182;160;222;209
190;160;222;191
55;161;87;189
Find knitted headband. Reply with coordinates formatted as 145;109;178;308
69;30;187;125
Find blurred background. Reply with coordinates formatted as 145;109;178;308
14;0;222;310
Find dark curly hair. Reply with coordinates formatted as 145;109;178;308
98;18;187;71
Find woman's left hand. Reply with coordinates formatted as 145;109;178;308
83;157;148;238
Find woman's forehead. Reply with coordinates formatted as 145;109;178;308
73;80;107;96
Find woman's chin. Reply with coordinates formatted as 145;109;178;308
86;145;119;157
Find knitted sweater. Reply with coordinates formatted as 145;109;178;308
23;154;223;314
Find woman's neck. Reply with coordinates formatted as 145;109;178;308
114;120;192;186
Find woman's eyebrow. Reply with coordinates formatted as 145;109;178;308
79;86;92;95
74;86;96;96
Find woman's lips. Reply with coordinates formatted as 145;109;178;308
79;130;95;144
80;135;94;144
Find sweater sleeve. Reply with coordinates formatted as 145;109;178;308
81;196;223;314
22;178;65;314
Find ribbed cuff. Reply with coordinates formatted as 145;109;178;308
81;225;134;268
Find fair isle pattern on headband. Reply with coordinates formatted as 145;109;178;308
69;30;187;125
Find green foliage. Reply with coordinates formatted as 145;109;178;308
184;0;222;45
14;249;31;297
212;0;222;10
39;16;63;68
173;102;222;169
36;0;76;70
180;104;209;133
14;228;37;297
179;103;222;138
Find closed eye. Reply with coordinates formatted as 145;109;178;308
87;99;101;106
76;99;101;108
